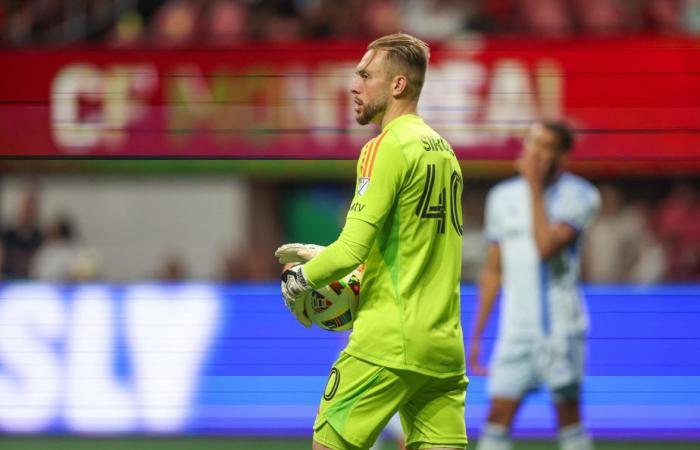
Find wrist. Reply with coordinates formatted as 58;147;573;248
280;265;312;295
528;181;544;195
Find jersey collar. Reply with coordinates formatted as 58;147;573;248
382;113;422;132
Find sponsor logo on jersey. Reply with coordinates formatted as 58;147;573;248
350;202;365;212
357;177;370;196
324;367;340;400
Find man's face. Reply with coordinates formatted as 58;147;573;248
350;49;391;126
520;123;562;175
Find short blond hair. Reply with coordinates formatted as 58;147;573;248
367;33;430;99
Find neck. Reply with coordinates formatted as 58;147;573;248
377;99;418;130
545;167;563;186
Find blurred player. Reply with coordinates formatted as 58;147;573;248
276;33;468;450
469;121;600;450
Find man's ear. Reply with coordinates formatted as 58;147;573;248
392;75;409;98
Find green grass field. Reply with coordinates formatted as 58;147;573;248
3;438;698;450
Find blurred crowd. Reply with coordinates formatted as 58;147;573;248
2;0;700;47
2;178;698;284
0;187;97;282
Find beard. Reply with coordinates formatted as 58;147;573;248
355;94;388;125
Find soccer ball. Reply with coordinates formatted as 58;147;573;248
305;267;362;331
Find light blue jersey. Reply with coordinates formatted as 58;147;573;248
485;173;600;339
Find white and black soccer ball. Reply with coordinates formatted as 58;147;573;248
305;267;362;331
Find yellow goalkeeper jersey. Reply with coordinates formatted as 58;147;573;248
304;113;465;378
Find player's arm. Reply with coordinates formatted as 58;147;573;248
301;129;406;288
469;242;501;376
529;186;578;260
518;149;578;260
302;217;376;288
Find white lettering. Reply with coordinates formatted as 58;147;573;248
484;59;537;144
0;284;221;433
126;284;219;431
536;59;564;120
51;64;104;150
421;61;486;146
51;64;156;152
102;65;157;148
65;286;136;432
0;285;64;432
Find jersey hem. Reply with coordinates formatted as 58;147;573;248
344;347;466;379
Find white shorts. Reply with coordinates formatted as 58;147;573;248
487;333;585;400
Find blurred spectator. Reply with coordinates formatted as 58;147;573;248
364;0;403;38
220;246;278;281
150;0;200;46
1;0;696;47
219;247;243;281
572;0;632;35
482;0;519;33
111;9;145;46
3;1;57;46
157;253;188;280
3;2;31;45
683;0;700;33
647;0;682;34
1;187;43;279
518;0;573;37
31;214;97;282
221;180;283;281
653;180;700;281
303;0;370;39
625;200;666;284
250;0;302;41
205;0;249;44
401;0;471;41
582;184;664;283
465;1;501;33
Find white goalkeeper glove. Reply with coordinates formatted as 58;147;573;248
280;264;312;327
275;243;326;264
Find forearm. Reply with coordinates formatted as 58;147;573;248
472;269;500;339
302;217;376;288
529;183;555;259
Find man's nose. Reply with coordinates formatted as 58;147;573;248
350;78;360;95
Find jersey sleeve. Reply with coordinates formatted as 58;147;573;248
302;217;374;288
484;188;502;242
302;129;407;288
550;181;601;232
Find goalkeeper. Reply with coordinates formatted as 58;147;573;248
277;33;468;450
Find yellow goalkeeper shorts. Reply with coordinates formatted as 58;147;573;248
312;351;468;450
